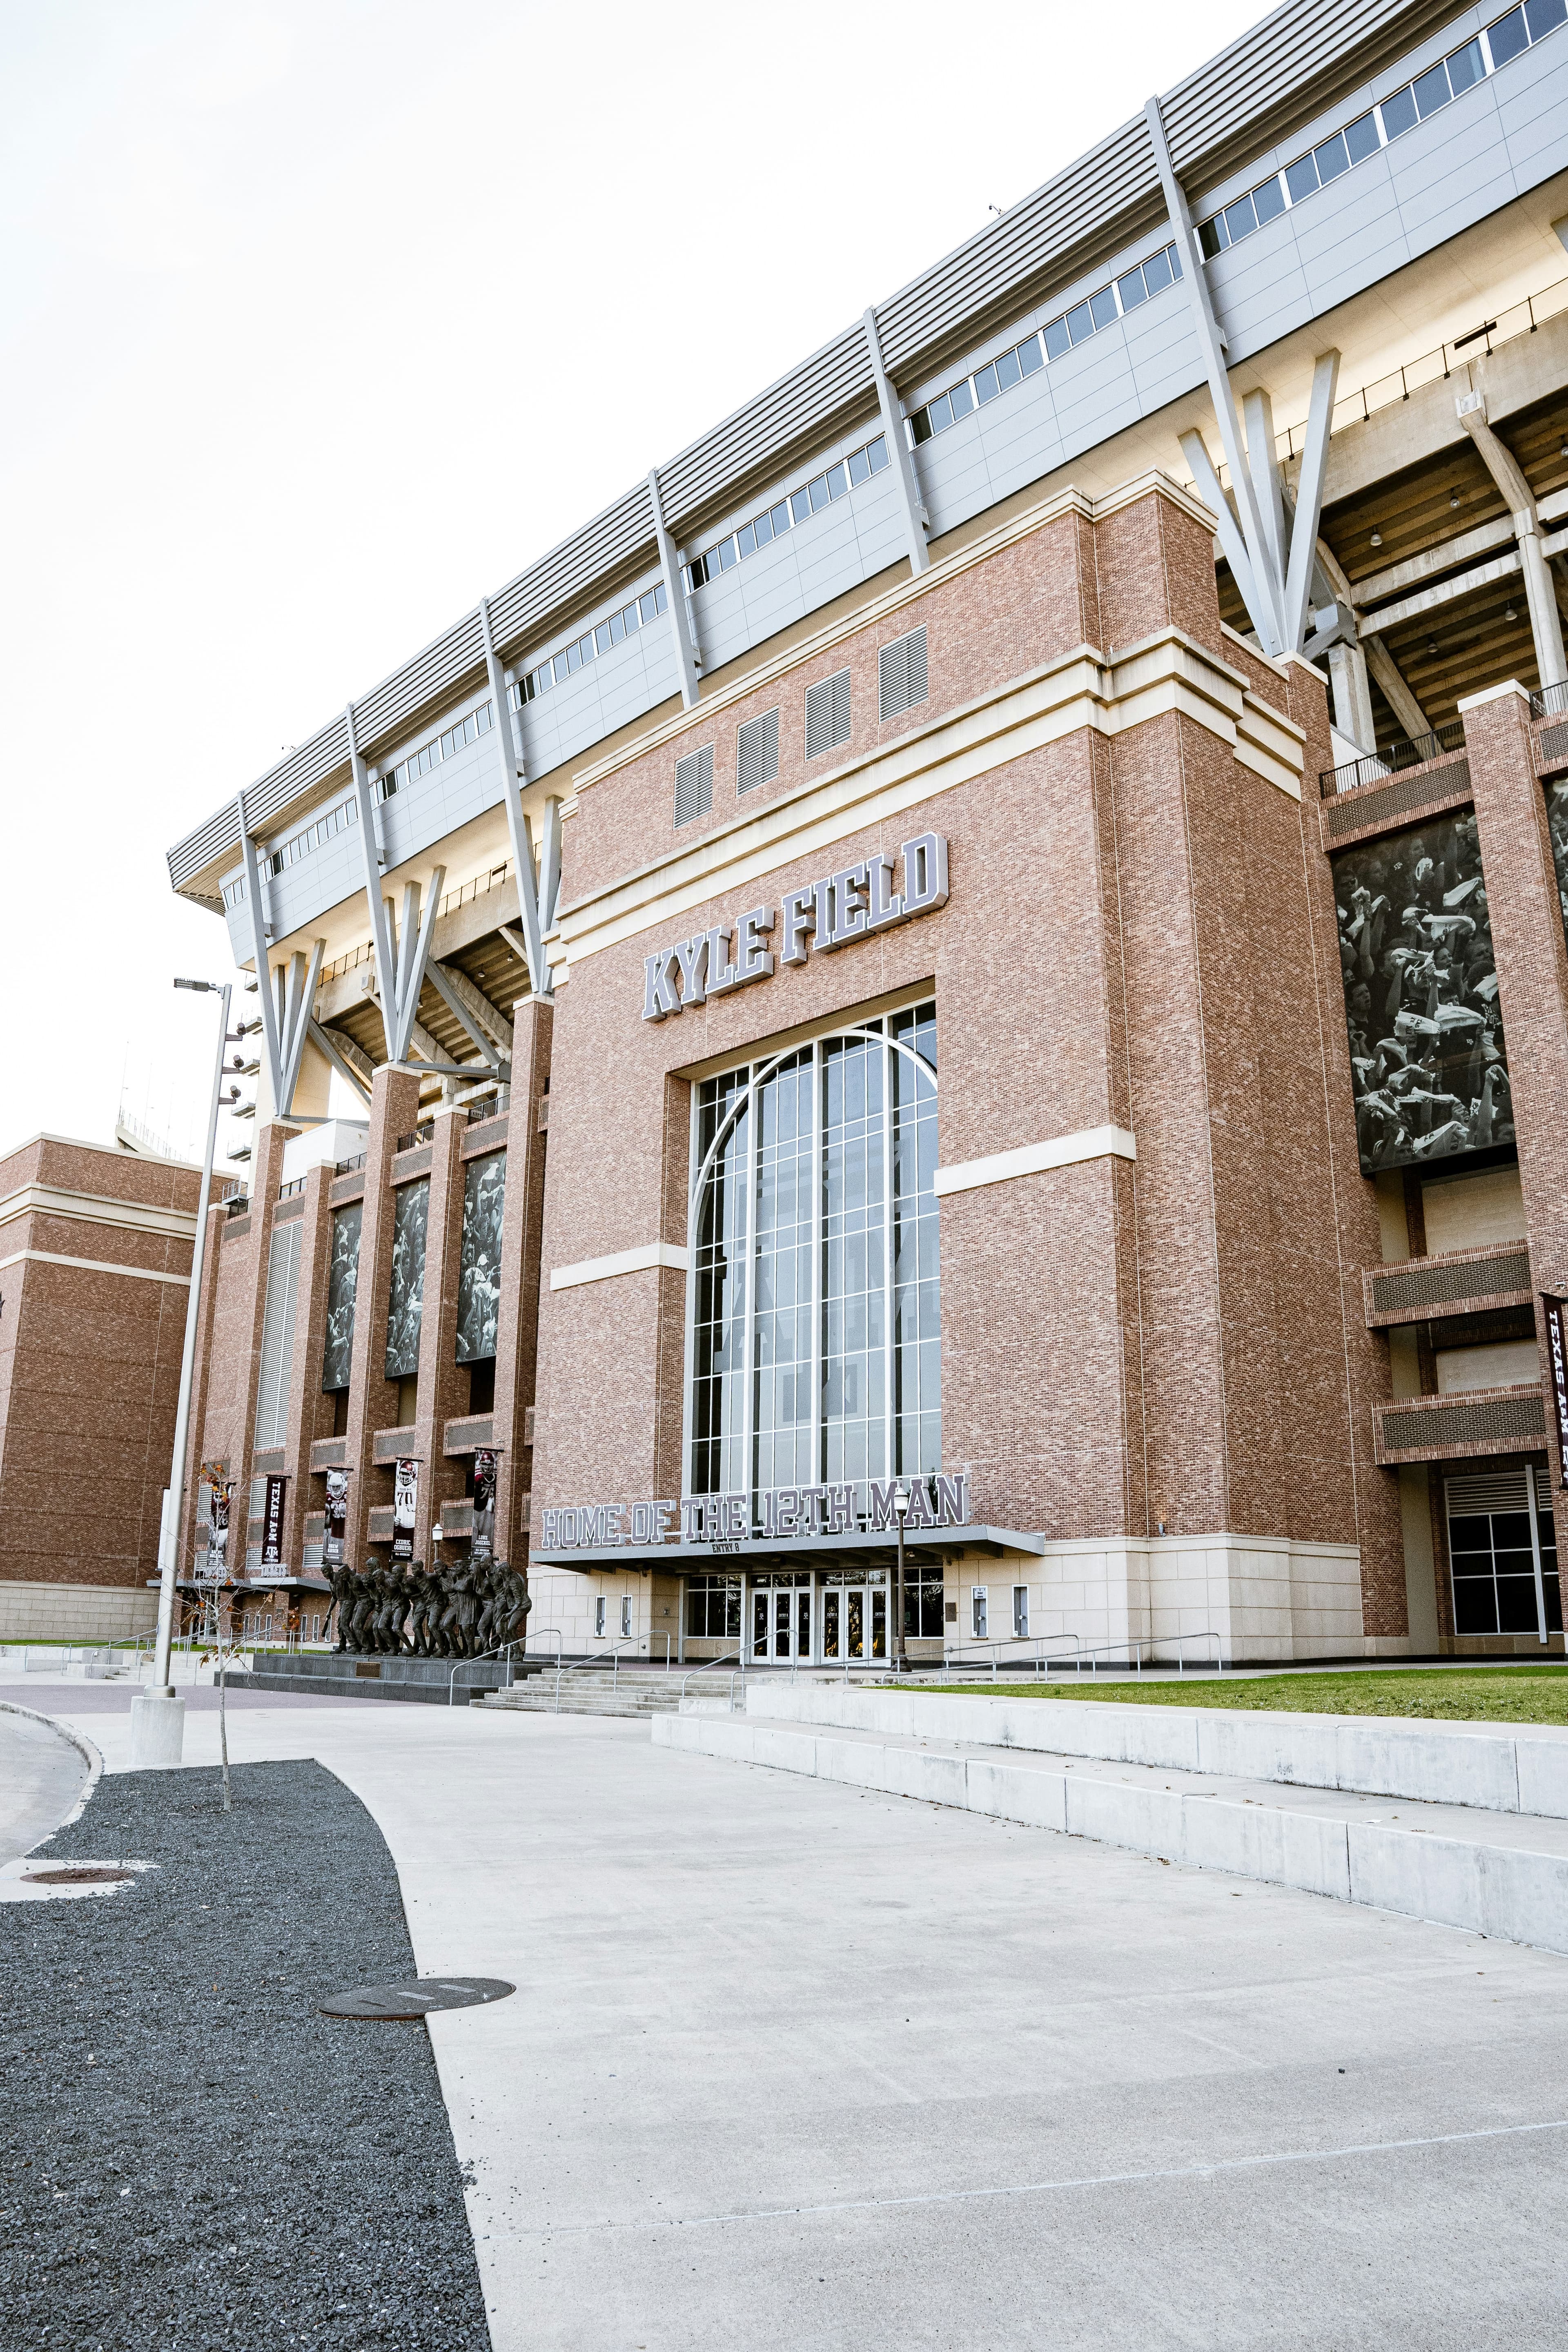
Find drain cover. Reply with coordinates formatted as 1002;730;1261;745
317;1976;515;2020
25;1868;138;1887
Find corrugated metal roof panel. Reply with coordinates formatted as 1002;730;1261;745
166;0;1461;898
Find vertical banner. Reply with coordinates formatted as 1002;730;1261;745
472;1448;498;1566
323;1466;349;1566
261;1474;288;1568
1542;1296;1568;1486
203;1467;232;1578
393;1457;419;1561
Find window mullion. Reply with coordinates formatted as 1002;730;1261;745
882;1033;896;1488
812;1038;825;1486
741;1069;757;1523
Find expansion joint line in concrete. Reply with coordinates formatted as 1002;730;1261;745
530;2116;1568;2236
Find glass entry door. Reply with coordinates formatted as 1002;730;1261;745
821;1582;886;1662
751;1581;812;1662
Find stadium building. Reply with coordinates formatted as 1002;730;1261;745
165;0;1568;1663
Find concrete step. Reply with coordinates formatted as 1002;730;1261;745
655;1707;1568;1959
481;1671;689;1718
729;1682;1568;1817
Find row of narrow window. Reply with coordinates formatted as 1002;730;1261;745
514;582;669;705
673;628;929;828
907;243;1185;447
685;434;891;591
1196;1;1564;258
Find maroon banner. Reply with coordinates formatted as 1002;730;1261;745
1543;1296;1568;1487
261;1474;287;1568
472;1448;498;1565
323;1466;349;1566
204;1468;232;1577
393;1457;419;1562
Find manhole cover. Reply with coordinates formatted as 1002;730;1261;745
25;1868;138;1887
317;1976;515;2020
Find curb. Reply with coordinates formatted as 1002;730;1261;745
0;1699;105;1846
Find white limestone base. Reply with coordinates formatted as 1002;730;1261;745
0;1581;160;1644
984;1532;1368;1664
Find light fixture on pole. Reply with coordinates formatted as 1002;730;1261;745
129;978;235;1769
891;1481;910;1676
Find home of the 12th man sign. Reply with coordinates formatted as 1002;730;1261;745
641;832;948;1020
541;1474;972;1552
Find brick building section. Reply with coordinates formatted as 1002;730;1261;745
0;1136;203;1639
530;477;1398;1649
1464;687;1568;1486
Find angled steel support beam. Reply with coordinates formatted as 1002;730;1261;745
307;1018;373;1107
1179;427;1266;630
480;597;560;1002
1280;351;1341;652
385;871;446;1067
1363;635;1432;740
648;469;702;709
1146;94;1283;655
864;305;930;575
1457;392;1567;688
425;960;508;1069
1243;386;1287;603
274;939;326;1118
347;702;400;1064
235;792;289;1116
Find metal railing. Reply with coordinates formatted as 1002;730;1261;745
395;1122;435;1152
334;1152;367;1176
448;1639;526;1706
1319;720;1466;797
277;1177;306;1200
224;1193;250;1219
1530;679;1568;722
677;1651;744;1708
552;1641;633;1713
466;1094;509;1123
934;1629;1228;1680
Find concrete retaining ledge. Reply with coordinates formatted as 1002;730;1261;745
654;1712;1568;1955
735;1683;1568;1817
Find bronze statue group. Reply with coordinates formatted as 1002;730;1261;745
326;1557;531;1659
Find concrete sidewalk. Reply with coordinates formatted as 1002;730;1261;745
36;1695;1568;2349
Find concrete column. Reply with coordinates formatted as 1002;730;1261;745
341;1064;422;1569
493;998;552;1584
1327;640;1376;754
1459;680;1568;1483
411;1101;470;1563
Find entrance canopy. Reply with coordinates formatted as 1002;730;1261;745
530;1524;1043;1575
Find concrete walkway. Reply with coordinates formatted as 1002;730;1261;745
0;1704;91;1862
35;1690;1568;2349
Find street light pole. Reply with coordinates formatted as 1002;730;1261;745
130;978;233;1769
892;1481;910;1677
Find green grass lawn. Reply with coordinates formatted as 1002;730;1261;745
919;1666;1568;1725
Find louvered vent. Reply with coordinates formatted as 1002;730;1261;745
674;744;714;828
737;708;780;794
879;626;928;720
1370;1252;1531;1314
805;668;851;759
1445;1470;1530;1515
1323;762;1470;838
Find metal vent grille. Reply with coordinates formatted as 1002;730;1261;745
674;744;714;828
879;626;929;721
737;708;780;794
1371;1252;1531;1314
1323;762;1470;839
1382;1393;1546;1450
1445;1469;1531;1514
1540;723;1568;768
805;668;852;760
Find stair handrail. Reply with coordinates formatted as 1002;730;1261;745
447;1638;527;1708
677;1650;742;1708
553;1640;633;1714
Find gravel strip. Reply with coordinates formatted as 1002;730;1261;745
0;1761;491;2350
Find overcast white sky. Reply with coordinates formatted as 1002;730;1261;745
0;0;1262;1167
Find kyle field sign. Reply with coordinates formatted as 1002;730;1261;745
641;833;948;1021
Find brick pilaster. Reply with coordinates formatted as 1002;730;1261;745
342;1065;422;1567
493;998;552;1572
412;1102;470;1561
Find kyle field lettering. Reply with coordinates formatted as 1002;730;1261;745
641;833;949;1022
541;1474;970;1551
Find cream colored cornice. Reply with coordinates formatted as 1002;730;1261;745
0;1184;198;1241
572;470;1218;795
553;624;1305;973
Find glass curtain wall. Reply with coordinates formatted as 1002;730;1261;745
689;1001;938;1511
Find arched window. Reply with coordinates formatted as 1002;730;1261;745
688;1000;938;1510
